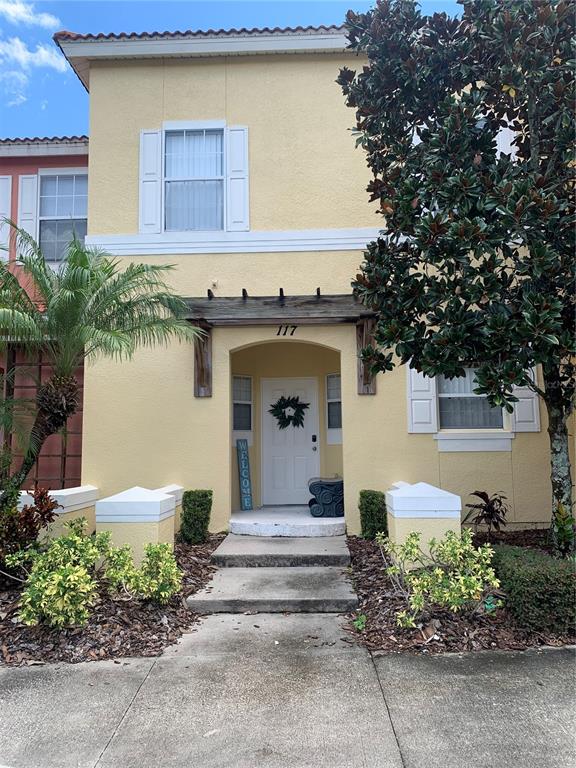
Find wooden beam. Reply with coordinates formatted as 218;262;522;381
194;326;212;397
356;318;377;395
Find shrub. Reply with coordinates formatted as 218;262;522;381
136;543;182;604
377;528;501;628
359;490;387;539
492;545;576;634
181;490;212;544
0;487;60;565
7;518;182;628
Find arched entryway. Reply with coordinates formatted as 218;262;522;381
230;340;342;519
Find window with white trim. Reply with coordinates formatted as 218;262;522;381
326;374;342;430
437;368;503;430
232;376;252;432
164;129;224;232
38;173;87;262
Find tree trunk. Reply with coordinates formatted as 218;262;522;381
0;375;79;514
546;402;573;512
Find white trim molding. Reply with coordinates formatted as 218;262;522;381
85;226;381;256
434;431;514;452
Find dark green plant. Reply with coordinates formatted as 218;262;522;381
353;613;367;632
463;490;509;539
552;501;575;558
0;487;60;568
181;490;213;544
338;0;575;545
0;227;199;513
359;489;387;539
492;544;576;634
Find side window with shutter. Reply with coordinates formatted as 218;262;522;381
138;124;249;235
406;369;438;433
226;126;249;232
512;368;541;432
18;174;38;240
0;176;12;259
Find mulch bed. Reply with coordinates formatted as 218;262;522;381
473;527;553;554
0;535;224;667
345;536;575;655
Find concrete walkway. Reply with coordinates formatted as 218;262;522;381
0;614;574;768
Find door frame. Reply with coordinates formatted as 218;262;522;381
261;376;320;506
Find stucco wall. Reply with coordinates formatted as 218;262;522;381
87;53;375;236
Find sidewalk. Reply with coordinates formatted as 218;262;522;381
0;614;573;768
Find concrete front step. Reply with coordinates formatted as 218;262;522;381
211;534;351;568
186;567;358;614
229;507;345;537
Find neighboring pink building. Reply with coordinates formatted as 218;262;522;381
0;136;89;490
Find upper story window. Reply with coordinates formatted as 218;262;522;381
38;173;87;262
164;129;224;232
437;368;503;430
139;123;249;236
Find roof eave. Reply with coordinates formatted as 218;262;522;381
56;31;351;91
0;138;89;158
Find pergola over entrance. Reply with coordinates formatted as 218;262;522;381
184;292;377;397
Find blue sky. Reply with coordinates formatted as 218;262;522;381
0;0;461;139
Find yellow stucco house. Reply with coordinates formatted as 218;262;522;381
52;24;556;536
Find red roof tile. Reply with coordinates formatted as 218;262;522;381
0;136;88;144
53;24;344;43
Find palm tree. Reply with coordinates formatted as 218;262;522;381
0;226;199;512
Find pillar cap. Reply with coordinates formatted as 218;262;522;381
96;486;175;523
386;482;461;518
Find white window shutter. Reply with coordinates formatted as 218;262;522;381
512;369;540;432
407;368;438;433
17;174;38;239
0;175;12;259
139;129;162;234
226;126;249;231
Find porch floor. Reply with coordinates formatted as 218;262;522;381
229;506;345;537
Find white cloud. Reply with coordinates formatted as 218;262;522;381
0;36;66;72
0;68;28;107
0;0;60;30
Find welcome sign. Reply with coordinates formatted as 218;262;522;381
236;439;253;511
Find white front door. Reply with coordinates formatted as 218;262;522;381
262;377;320;506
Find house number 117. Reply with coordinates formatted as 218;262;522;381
276;325;298;336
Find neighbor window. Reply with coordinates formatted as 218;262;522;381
38;173;87;262
437;368;504;429
232;376;252;432
326;374;342;430
164;129;224;231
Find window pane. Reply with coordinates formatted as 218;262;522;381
327;401;342;430
56;195;74;217
438;369;477;395
74;175;88;195
165;180;223;231
327;374;341;401
165;131;187;178
233;403;252;431
439;397;503;429
40;219;86;262
233;376;251;402
57;176;74;195
40;176;57;195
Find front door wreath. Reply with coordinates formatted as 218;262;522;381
268;395;310;429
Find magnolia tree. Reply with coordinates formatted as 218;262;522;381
338;0;575;541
